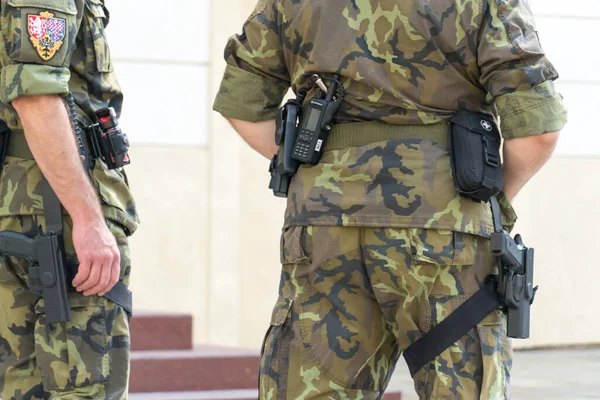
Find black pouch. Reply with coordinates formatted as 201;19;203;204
450;110;503;202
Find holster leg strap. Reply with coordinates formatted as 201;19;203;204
103;281;133;317
403;276;502;377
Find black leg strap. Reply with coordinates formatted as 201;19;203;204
65;262;133;317
42;177;64;235
104;281;133;317
403;276;502;377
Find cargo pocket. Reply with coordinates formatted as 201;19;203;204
90;160;138;236
82;0;113;72
6;0;77;66
297;246;385;389
280;226;310;265
259;297;293;399
34;297;110;390
411;230;492;297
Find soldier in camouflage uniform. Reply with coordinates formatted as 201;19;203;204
214;0;567;399
0;0;137;399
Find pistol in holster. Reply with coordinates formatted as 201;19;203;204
490;229;537;338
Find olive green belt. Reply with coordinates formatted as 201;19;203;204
6;130;93;160
324;121;450;151
6;121;450;159
6;132;34;159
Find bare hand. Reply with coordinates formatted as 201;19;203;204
71;217;120;297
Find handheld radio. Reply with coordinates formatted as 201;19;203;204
291;74;344;165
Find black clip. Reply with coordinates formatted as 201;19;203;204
85;124;102;160
482;136;500;167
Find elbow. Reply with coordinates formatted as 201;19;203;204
533;131;560;150
504;130;560;157
509;130;560;148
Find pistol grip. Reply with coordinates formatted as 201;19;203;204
37;234;72;324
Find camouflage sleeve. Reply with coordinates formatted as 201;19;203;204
495;80;567;140
212;0;290;122
0;0;78;104
478;0;567;139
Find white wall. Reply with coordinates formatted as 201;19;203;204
107;0;211;145
532;1;600;156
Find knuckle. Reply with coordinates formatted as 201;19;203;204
78;255;92;266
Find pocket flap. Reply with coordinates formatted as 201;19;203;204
34;294;103;315
451;110;499;136
7;0;77;15
270;297;292;326
413;230;477;267
280;226;310;265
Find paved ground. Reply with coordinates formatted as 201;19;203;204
388;349;600;400
4;349;598;399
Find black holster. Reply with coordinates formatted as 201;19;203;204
269;99;302;198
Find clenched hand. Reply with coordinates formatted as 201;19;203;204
71;217;121;297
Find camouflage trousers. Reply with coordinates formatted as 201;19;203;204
0;215;131;400
259;226;511;400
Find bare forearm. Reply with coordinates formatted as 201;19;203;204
12;95;103;223
228;118;278;159
502;131;560;201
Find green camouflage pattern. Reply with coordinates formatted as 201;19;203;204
259;225;511;399
284;133;517;237
496;80;568;140
0;0;138;234
216;1;563;398
0;214;131;400
0;0;134;398
214;0;567;137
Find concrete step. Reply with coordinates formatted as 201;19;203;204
130;346;260;393
129;389;258;400
130;311;193;351
129;389;402;400
129;389;257;400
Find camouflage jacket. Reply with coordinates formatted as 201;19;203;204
0;0;138;234
213;0;568;236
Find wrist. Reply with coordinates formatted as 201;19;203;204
69;201;104;225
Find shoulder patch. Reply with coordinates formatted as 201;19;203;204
28;11;66;61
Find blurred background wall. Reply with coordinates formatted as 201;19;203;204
106;0;599;350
